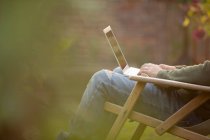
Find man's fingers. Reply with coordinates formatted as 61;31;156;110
159;64;176;70
159;64;167;69
141;63;154;68
140;69;150;75
140;67;149;71
140;73;149;77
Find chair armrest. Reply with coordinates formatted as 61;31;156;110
130;75;210;135
129;75;210;92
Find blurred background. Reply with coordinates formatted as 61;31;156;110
0;0;209;139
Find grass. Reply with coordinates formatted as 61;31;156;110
117;120;183;140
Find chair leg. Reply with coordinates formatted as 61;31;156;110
106;82;145;140
131;123;146;140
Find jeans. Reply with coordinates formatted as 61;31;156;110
57;67;202;140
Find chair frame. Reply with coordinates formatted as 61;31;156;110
104;75;210;140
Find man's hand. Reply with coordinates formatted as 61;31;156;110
159;64;176;71
139;63;176;77
139;63;163;77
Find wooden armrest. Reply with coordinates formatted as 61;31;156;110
129;75;210;92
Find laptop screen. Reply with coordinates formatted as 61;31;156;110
103;26;128;69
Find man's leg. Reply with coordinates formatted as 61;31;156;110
58;68;202;140
134;85;202;127
65;69;135;140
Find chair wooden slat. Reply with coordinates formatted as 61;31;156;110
130;75;210;92
105;75;210;140
104;102;210;140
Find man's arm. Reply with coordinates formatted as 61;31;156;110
157;61;210;86
140;61;210;86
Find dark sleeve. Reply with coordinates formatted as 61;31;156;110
157;60;210;86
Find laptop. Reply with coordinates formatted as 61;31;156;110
103;25;140;76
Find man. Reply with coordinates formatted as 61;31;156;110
57;60;210;140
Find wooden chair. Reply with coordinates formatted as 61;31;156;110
104;75;210;140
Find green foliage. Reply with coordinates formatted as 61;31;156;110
182;0;210;39
0;0;79;139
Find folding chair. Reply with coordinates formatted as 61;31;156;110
104;75;210;140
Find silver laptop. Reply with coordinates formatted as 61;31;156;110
103;25;140;76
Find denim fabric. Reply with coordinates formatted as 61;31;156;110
57;67;202;140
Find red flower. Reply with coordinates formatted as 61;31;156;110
192;0;201;4
192;28;206;40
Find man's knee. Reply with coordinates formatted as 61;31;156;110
90;69;113;85
112;67;123;74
